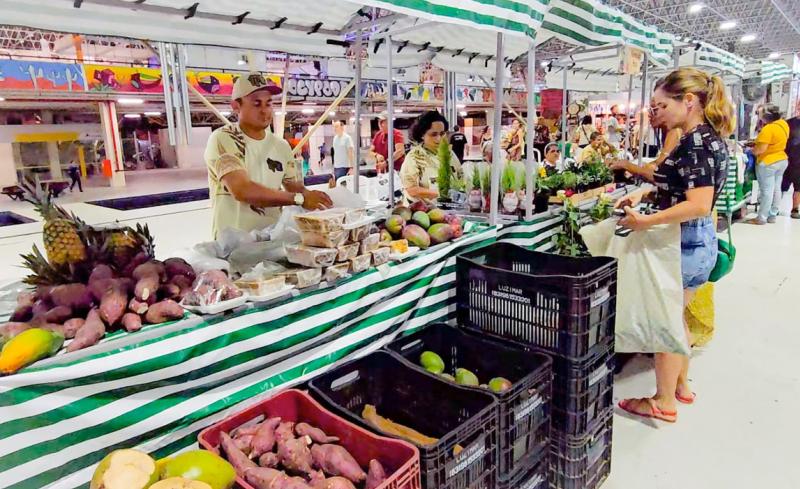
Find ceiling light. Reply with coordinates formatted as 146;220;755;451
740;34;757;43
768;52;781;59
0;97;5;101
394;108;403;113
302;108;315;114
144;111;161;116
688;3;704;14
123;114;141;119
118;98;144;105
456;104;466;109
719;20;737;30
459;111;468;117
238;55;248;66
540;61;548;67
329;111;336;116
220;110;232;116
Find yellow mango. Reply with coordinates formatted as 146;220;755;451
0;328;64;375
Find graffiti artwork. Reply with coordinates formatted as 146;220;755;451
84;64;163;93
0;60;85;91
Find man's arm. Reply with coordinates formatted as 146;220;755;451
222;170;297;208
283;176;334;210
392;142;405;163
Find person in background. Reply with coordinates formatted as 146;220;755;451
780;115;800;219
204;73;332;239
616;67;734;423
400;110;462;205
450;125;468;163
502;119;525;161
67;159;82;192
541;144;561;175
606;106;624;146
578;132;610;164
533;114;551;160
332;120;355;180
572;115;594;149
370;111;405;172
748;104;790;225
481;126;493;150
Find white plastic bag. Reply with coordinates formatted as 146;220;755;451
269;206;304;243
580;219;689;355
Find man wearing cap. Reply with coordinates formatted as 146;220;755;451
204;72;332;238
369;111;405;172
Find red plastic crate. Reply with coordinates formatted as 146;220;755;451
198;389;421;489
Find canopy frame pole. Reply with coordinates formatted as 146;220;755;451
177;44;192;145
354;29;363;195
489;33;505;225
156;42;176;146
637;54;649;167
560;68;568;154
386;34;396;206
625;74;634;154
525;44;537;221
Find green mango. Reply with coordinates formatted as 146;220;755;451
489;377;513;393
455;368;479;387
420;351;445;374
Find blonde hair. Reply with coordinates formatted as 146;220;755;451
654;67;736;137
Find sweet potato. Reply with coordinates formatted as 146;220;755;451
89;264;114;283
100;286;128;325
50;284;93;311
365;460;387;489
220;432;258;475
312;477;357;489
234;422;264;438
251;416;282;458
275;421;296;444
285;476;313;489
144;300;183;324
128;298;149;315
278;435;314;475
41;323;65;337
63;318;85;339
258;452;280;468
234;435;254;456
295;423;339;444
35;285;53;302
310;444;366;483
121;313;143;332
67;308;105;352
31;300;51;318
17;292;35;307
89;278;132;302
123;251;150;277
10;304;33;322
0;322;32;341
44;305;72;324
135;274;160;302
164;258;196;281
158;283;181;301
245;467;287;489
169;274;193;290
132;261;166;282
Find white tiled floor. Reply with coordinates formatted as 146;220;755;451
1;172;799;488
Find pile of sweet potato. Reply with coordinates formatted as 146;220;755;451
219;418;387;489
3;257;196;353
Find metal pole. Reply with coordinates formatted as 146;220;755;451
489;33;505;225
178;44;192;145
353;30;363;195
386;35;395;205
637;54;648;167
525;45;536;221
157;42;176;146
560;67;568;153
626;74;634;154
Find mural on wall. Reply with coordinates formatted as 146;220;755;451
84;64;163;93
189;72;280;97
0;60;85;91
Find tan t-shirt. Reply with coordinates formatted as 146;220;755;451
400;144;462;204
205;124;300;238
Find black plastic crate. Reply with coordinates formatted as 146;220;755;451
386;323;552;480
549;411;613;489
552;385;613;437
308;351;498;489
550;340;615;413
498;455;549;489
456;243;617;360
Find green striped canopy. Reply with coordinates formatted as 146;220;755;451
744;61;794;85
686;41;747;78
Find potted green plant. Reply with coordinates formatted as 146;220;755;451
501;163;520;213
480;166;492;212
437;138;452;201
468;165;483;211
561;171;579;197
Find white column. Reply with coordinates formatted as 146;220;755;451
525;45;536;220
0;143;17;187
386;35;396;205
353;30;363;195
40;111;62;179
99;101;126;187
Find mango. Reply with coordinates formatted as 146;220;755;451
444;214;463;238
489;377;513;393
379;229;392;243
412;211;431;230
0;328;64;375
409;201;430;213
160;450;236;489
420;351;445;374
455;368;479;387
427;208;447;224
385;215;405;237
440;373;455;382
392;206;412;221
402;224;431;250
428;223;454;245
91;449;159;489
151;479;212;489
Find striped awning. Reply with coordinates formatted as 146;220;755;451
744;61;794;85
685;41;747;79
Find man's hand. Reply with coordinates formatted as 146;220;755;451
615;189;646;209
302;189;333;210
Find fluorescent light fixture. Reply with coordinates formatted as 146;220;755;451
329;111;336;116
456;104;466;109
220;110;232;116
302;108;315;114
720;20;737;30
144;111;161;116
740;34;757;42
118;98;144;105
394;108;403;113
459;111;468;117
688;3;704;14
540;61;548;67
618;104;626;110
768;52;781;59
123;113;141;119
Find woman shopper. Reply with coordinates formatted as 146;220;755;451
748;104;790;224
616;67;735;423
572;115;595;148
400;110;462;204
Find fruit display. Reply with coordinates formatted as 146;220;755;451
418;350;511;394
382;205;463;251
90;448;235;489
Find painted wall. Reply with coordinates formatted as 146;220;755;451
0;143;17;187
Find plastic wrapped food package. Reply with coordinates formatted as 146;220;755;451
350;224;371;242
300;230;349;248
360;233;380;255
234;276;286;296
344;208;367;224
370;247;390;267
285;244;338;268
323;263;351;283
350;254;372;274
278;267;323;289
294;210;346;233
183;270;243;306
336;243;360;263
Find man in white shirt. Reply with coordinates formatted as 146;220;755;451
332;120;355;180
606;105;623;146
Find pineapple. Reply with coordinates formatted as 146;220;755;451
23;185;88;267
21;245;74;286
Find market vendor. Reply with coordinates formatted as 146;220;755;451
400;110;463;204
578;132;617;165
369;111;406;172
204;73;333;238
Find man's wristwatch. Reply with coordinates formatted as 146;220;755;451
294;193;305;206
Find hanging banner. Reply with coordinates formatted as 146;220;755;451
0;59;85;91
621;47;644;76
84;64;163;93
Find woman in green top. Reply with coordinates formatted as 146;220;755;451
400;111;462;204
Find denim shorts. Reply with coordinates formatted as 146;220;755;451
680;217;717;290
